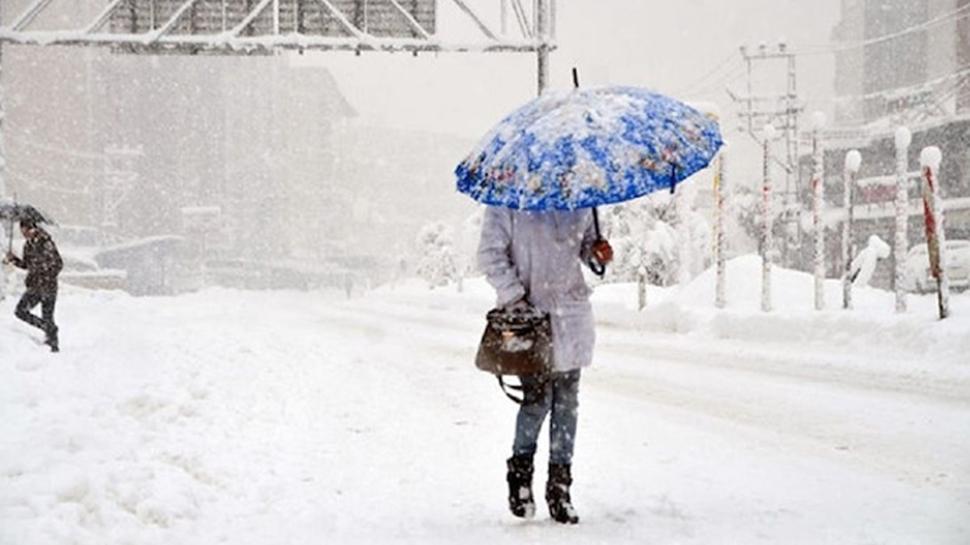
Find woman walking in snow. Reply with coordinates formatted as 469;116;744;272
477;207;612;524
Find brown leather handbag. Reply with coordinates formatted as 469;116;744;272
475;306;553;403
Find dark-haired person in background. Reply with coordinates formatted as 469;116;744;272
3;220;62;352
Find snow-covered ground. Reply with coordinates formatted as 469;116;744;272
2;256;969;545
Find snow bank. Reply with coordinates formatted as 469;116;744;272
2;270;967;544
592;255;970;373
388;255;970;378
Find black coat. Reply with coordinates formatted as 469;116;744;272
10;229;63;293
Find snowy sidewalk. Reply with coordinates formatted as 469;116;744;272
1;268;969;544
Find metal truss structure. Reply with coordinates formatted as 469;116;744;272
0;0;555;54
0;0;558;234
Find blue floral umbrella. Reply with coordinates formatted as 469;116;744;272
455;86;723;212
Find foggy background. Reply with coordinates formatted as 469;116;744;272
6;0;968;294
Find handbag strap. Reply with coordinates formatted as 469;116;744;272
497;375;525;404
497;373;554;405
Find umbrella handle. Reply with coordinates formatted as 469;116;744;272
568;64;603;277
7;192;16;254
588;207;606;277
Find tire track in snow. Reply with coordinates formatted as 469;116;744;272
603;337;970;403
584;354;970;491
335;294;970;403
326;295;970;492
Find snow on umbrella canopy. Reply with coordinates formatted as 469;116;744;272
0;202;57;226
456;86;723;211
1;201;57;252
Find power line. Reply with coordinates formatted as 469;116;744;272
672;51;741;96
680;64;746;99
825;62;970;103
683;63;747;99
800;4;970;55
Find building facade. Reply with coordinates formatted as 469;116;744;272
4;47;354;277
812;0;970;289
832;0;970;126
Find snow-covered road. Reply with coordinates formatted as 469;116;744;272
2;279;969;544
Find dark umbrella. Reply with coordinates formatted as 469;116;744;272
0;201;57;253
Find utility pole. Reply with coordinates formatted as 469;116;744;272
0;0;6;202
0;0;8;301
893;127;911;313
761;124;776;313
729;42;804;264
536;0;549;96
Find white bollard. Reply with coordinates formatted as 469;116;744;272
676;185;692;288
894;127;912;313
714;148;728;309
761;125;776;312
0;223;7;301
842;150;862;310
811;112;826;311
637;264;648;311
920;146;949;320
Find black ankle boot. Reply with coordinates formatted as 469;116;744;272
45;326;59;353
546;463;579;524
506;454;536;518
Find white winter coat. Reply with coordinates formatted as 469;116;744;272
477;207;598;372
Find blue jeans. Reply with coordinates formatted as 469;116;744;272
512;370;581;465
